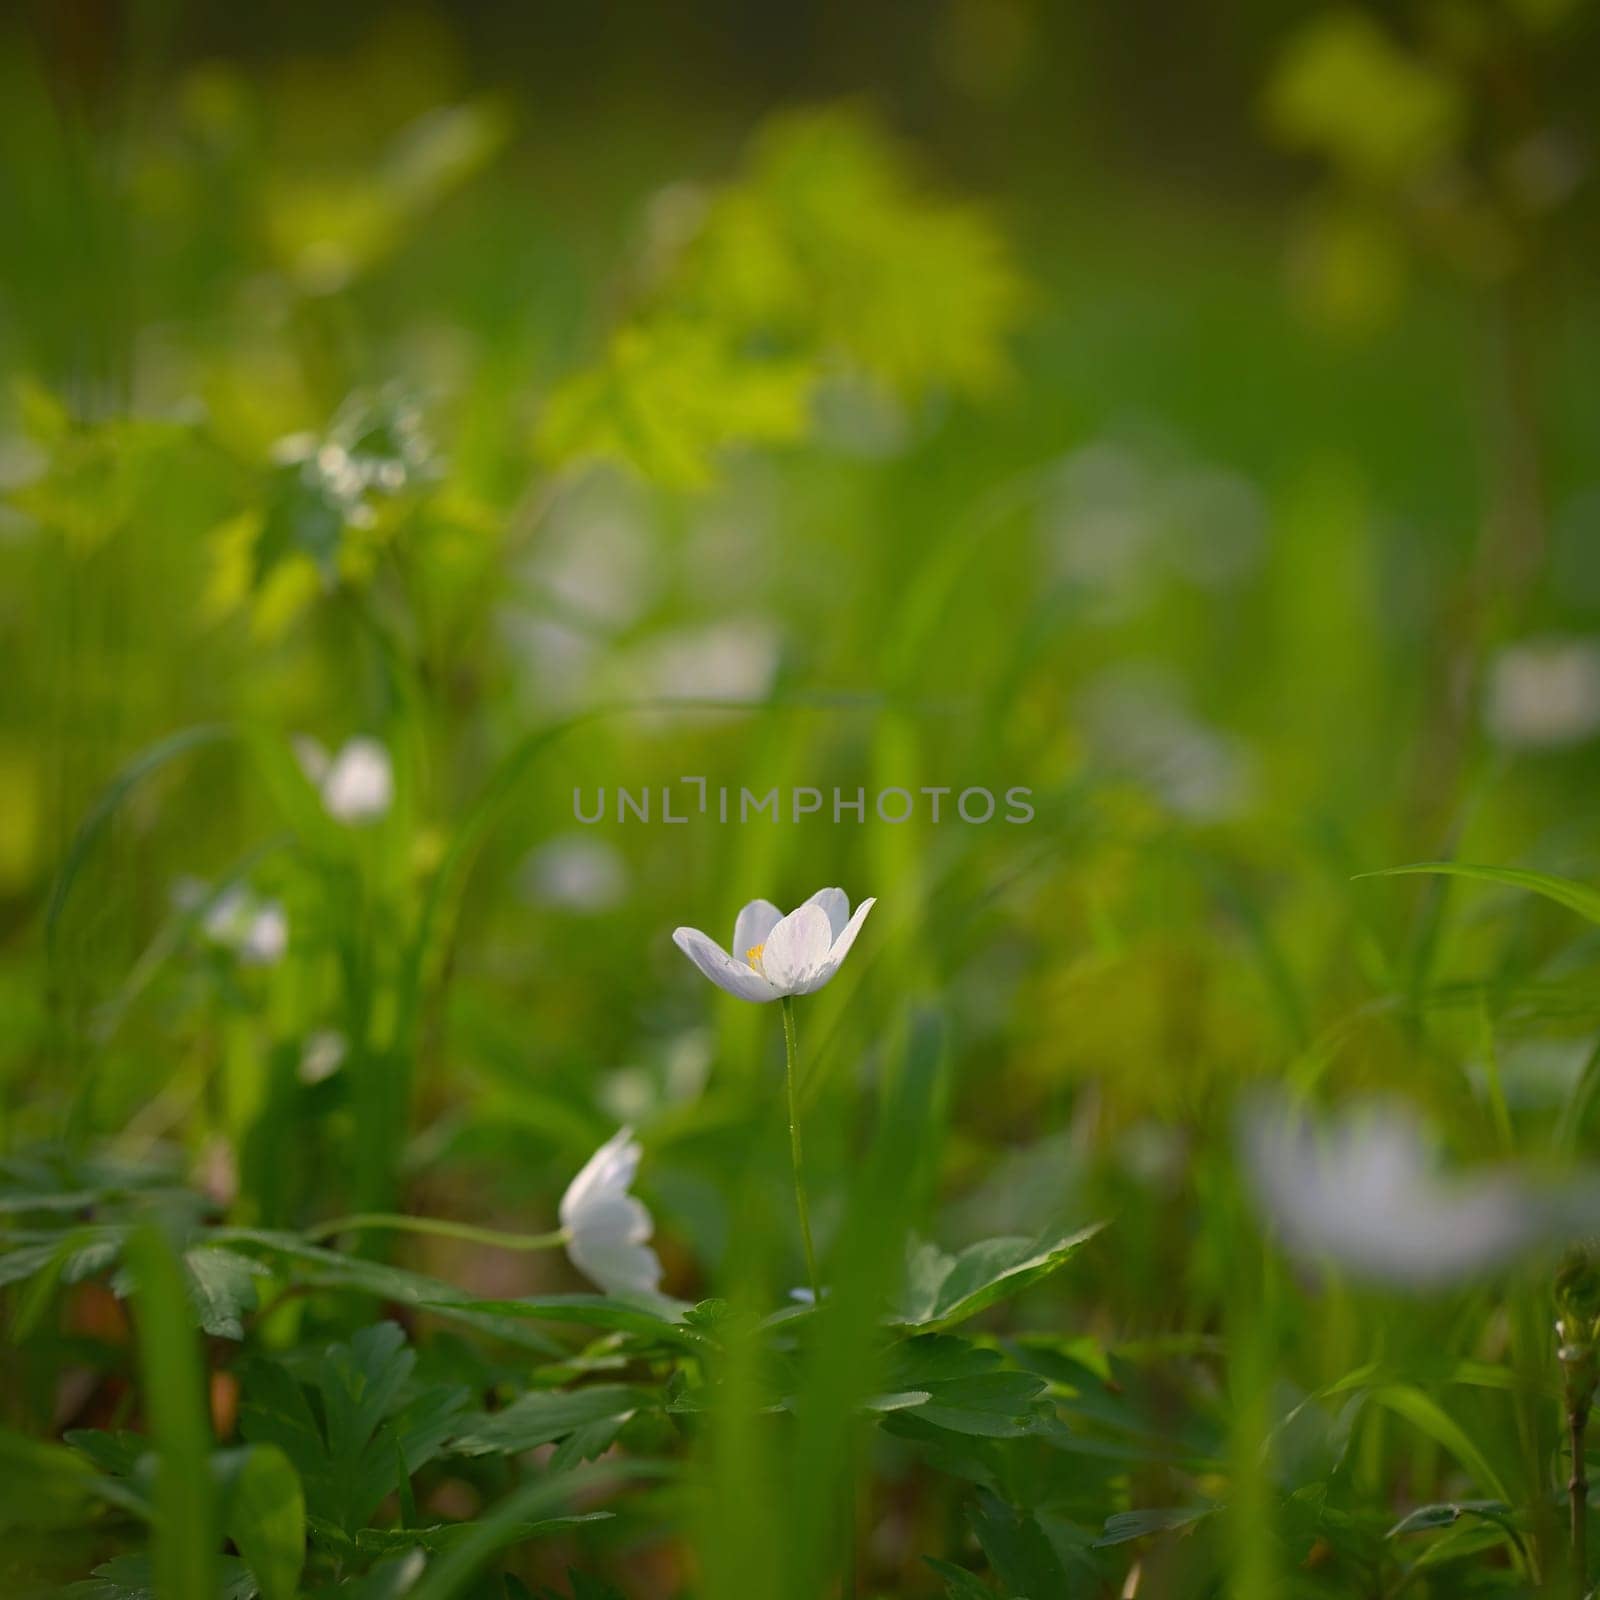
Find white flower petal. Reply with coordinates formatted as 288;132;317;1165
571;1190;653;1246
559;1126;640;1229
559;1128;664;1297
241;902;288;966
761;903;834;993
322;737;394;824
732;899;784;961
1241;1100;1546;1287
568;1233;663;1297
803;887;850;942
799;896;876;993
672;926;782;1002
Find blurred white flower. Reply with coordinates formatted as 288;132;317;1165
1079;667;1254;822
674;888;875;1003
523;836;627;913
621;619;780;701
526;484;656;635
1484;637;1600;749
1041;429;1267;620
1241;1095;1600;1288
559;1127;663;1297
298;1029;347;1085
201;885;288;966
297;735;394;823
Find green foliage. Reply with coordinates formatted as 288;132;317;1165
7;5;1600;1596
237;1321;469;1541
537;108;1026;487
1266;12;1462;187
893;1225;1106;1332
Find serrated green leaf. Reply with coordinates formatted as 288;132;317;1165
893;1224;1105;1330
969;1493;1072;1600
61;1553;256;1600
449;1384;651;1458
212;1229;563;1353
353;1512;611;1553
1093;1506;1212;1547
1387;1499;1516;1538
437;1293;707;1349
238;1320;468;1539
184;1247;263;1340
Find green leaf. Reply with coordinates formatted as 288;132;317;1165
538;318;812;490
301;1551;430;1599
1387;1499;1517;1538
65;1428;151;1479
404;1461;646;1600
1093;1506;1212;1547
218;1445;306;1600
1361;861;1600;925
0;1424;101;1533
449;1385;652;1458
438;1293;708;1350
184;1247;264;1340
969;1493;1073;1600
923;1556;1000;1599
238;1321;468;1539
353;1513;611;1553
212;1229;563;1353
1369;1387;1510;1503
882;1335;1051;1438
893;1225;1105;1330
61;1554;256;1600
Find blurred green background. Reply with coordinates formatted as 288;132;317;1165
8;0;1600;1594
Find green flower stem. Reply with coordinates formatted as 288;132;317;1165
303;1212;569;1252
1571;1395;1590;1600
781;995;821;1302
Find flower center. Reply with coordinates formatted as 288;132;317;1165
745;942;766;973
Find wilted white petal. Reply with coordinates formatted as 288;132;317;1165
672;926;781;1002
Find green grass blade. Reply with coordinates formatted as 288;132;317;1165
1360;862;1600;925
126;1224;218;1600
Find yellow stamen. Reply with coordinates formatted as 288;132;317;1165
745;942;766;971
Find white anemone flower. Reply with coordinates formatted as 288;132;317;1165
202;886;288;967
296;735;394;824
672;888;875;1003
1241;1095;1600;1289
559;1127;663;1297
